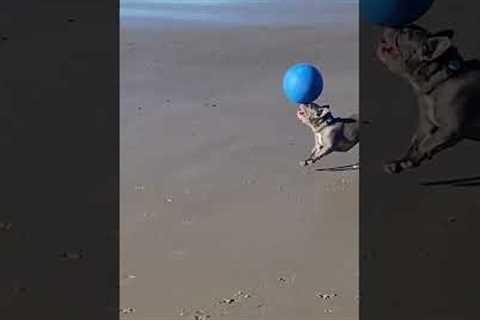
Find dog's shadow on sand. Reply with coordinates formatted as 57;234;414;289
315;163;359;172
313;165;480;188
421;175;480;188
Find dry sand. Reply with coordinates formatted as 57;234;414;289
120;20;358;319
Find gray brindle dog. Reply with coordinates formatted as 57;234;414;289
377;25;480;174
296;103;360;166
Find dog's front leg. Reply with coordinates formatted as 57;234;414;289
309;146;333;164
308;133;334;165
406;131;430;157
405;100;437;158
301;134;323;167
410;104;467;166
301;141;325;166
392;127;435;172
386;127;461;174
385;101;437;174
413;127;462;164
300;146;320;167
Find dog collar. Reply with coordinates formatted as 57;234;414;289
447;58;462;73
313;112;335;132
417;51;464;94
447;59;462;72
320;112;335;125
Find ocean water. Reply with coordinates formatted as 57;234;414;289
121;0;357;27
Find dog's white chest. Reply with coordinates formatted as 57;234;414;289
315;132;324;147
423;96;438;124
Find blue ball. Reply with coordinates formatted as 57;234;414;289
360;0;434;27
282;64;323;104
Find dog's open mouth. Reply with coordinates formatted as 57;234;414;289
296;105;307;120
377;30;401;60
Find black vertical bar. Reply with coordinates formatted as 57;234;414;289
361;1;480;319
0;1;118;319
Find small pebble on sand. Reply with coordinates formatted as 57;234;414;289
182;218;193;226
120;307;136;314
242;178;256;185
134;184;145;191
419;248;431;257
58;251;83;261
12;285;29;295
316;292;338;300
143;212;154;218
218;290;253;306
193;310;211;320
203;101;218;108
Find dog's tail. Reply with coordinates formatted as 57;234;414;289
350;114;372;125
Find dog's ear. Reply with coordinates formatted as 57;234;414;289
429;29;454;39
422;36;452;61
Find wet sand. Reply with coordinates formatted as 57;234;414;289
120;20;358;319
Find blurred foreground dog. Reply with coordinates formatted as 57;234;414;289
377;25;480;174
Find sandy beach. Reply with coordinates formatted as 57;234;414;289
120;3;358;318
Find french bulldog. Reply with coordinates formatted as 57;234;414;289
377;25;480;174
297;103;360;167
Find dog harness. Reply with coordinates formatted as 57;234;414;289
313;112;337;132
416;47;465;94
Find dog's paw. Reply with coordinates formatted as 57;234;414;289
384;161;401;174
300;160;312;167
384;159;415;174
